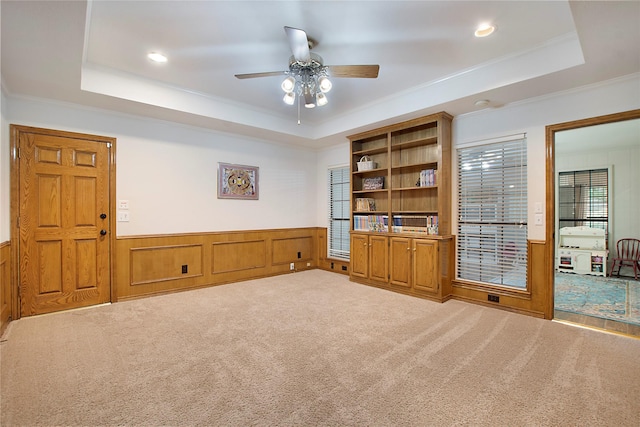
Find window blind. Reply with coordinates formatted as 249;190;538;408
558;168;608;234
457;138;528;289
328;166;350;260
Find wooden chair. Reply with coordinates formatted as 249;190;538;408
609;238;640;280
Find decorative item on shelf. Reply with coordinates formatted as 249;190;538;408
353;215;388;232
356;198;376;212
362;176;384;190
419;169;436;187
392;215;438;234
357;155;376;171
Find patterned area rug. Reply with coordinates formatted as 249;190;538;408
555;273;640;325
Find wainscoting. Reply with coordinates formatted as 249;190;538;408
0;241;11;334
451;240;550;319
115;227;347;300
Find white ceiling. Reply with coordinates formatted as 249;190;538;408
2;1;639;149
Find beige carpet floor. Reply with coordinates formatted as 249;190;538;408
1;270;639;426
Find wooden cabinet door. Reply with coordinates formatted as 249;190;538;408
413;239;439;293
389;237;411;287
369;235;388;282
350;234;369;279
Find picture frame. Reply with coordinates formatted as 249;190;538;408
217;162;259;200
363;176;384;190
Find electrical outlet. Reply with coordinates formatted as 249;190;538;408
488;294;500;303
307;262;311;267
182;265;188;274
290;262;295;271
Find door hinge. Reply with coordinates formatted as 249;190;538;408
17;216;19;228
17;147;21;159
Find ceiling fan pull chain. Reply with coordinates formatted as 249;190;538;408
297;95;301;125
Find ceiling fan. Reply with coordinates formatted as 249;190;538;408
235;26;380;109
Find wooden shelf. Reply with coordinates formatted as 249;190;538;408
390;136;438;151
349;111;452;237
348;112;454;302
353;146;388;157
391;186;437;191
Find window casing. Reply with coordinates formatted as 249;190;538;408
328;166;350;260
457;138;528;289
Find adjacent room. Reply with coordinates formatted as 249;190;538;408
1;1;639;425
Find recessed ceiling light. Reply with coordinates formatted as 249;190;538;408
475;23;496;38
147;52;167;63
474;99;490;107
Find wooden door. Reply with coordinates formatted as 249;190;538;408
369;235;388;283
413;239;438;293
389;237;411;287
350;234;369;279
14;126;113;316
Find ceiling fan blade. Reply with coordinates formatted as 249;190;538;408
284;26;311;63
327;65;380;78
235;71;287;79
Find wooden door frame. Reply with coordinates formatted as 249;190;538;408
10;125;117;320
544;109;640;318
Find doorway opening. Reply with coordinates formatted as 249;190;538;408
547;111;640;337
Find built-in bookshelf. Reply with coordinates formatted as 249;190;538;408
349;112;452;237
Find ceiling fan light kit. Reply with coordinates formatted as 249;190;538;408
235;26;379;118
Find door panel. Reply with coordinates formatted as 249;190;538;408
413;239;438;292
350;234;369;278
369;235;388;282
17;127;112;316
390;237;411;287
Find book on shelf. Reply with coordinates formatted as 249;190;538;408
355;198;376;212
419;169;437;187
353;215;388;232
392;214;438;234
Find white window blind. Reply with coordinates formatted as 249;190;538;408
457;137;528;289
328;166;350;260
558;168;609;234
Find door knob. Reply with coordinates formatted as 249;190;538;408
100;229;107;236
100;213;107;219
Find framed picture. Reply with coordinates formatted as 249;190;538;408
363;176;384;190
217;163;259;200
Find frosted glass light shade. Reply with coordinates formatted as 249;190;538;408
281;76;296;92
316;92;328;106
318;76;332;93
283;92;295;105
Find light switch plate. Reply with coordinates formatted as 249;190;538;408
117;211;130;222
118;200;129;209
534;202;543;213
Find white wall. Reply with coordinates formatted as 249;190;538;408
6;97;319;236
3;74;639;242
452;73;640;241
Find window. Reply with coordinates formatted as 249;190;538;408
457;137;528;289
328;166;350;260
558;169;609;235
